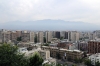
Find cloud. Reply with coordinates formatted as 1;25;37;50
0;0;100;25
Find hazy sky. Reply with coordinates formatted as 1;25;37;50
0;0;100;25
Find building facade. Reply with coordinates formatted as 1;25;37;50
88;41;100;54
41;46;83;61
38;31;44;43
46;31;52;43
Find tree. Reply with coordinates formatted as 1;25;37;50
0;44;28;66
72;64;77;66
95;61;100;66
84;59;92;66
83;52;87;58
17;36;22;41
56;63;62;66
74;58;79;63
43;63;51;66
29;53;43;66
63;63;68;66
60;37;64;40
44;43;49;46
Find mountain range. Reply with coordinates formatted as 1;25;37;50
0;19;100;31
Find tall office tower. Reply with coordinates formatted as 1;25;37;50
38;31;44;43
46;31;52;43
69;31;79;42
21;31;30;42
30;32;34;42
55;31;60;39
65;31;70;40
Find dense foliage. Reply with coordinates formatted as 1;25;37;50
29;53;43;66
0;44;28;66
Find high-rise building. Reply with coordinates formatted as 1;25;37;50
0;30;2;42
21;31;30;42
69;31;79;42
65;31;70;40
60;31;65;38
1;30;11;43
16;30;22;37
38;31;44;43
46;31;52;43
11;31;17;42
55;31;60;39
30;32;34;42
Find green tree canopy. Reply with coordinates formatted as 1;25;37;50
29;53;43;66
84;59;92;66
17;36;22;41
95;61;100;66
0;44;28;66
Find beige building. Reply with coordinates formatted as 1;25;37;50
69;31;79;42
11;31;17;42
38;50;50;60
16;30;22;37
2;30;11;43
41;46;83;61
38;31;44;43
30;32;34;42
46;31;52;43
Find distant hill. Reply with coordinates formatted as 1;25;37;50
0;19;100;31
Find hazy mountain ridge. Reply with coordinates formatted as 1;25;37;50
0;19;100;31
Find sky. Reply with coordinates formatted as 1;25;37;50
0;0;100;25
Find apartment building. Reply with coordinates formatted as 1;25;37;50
41;46;83;61
16;30;22;37
78;41;88;51
45;31;52;43
55;31;60;39
30;32;34;42
38;31;44;43
88;41;100;54
11;31;17;42
21;31;30;42
65;31;70;40
38;50;50;60
0;31;2;42
69;31;79;42
89;53;100;65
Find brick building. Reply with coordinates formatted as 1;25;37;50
88;41;100;54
